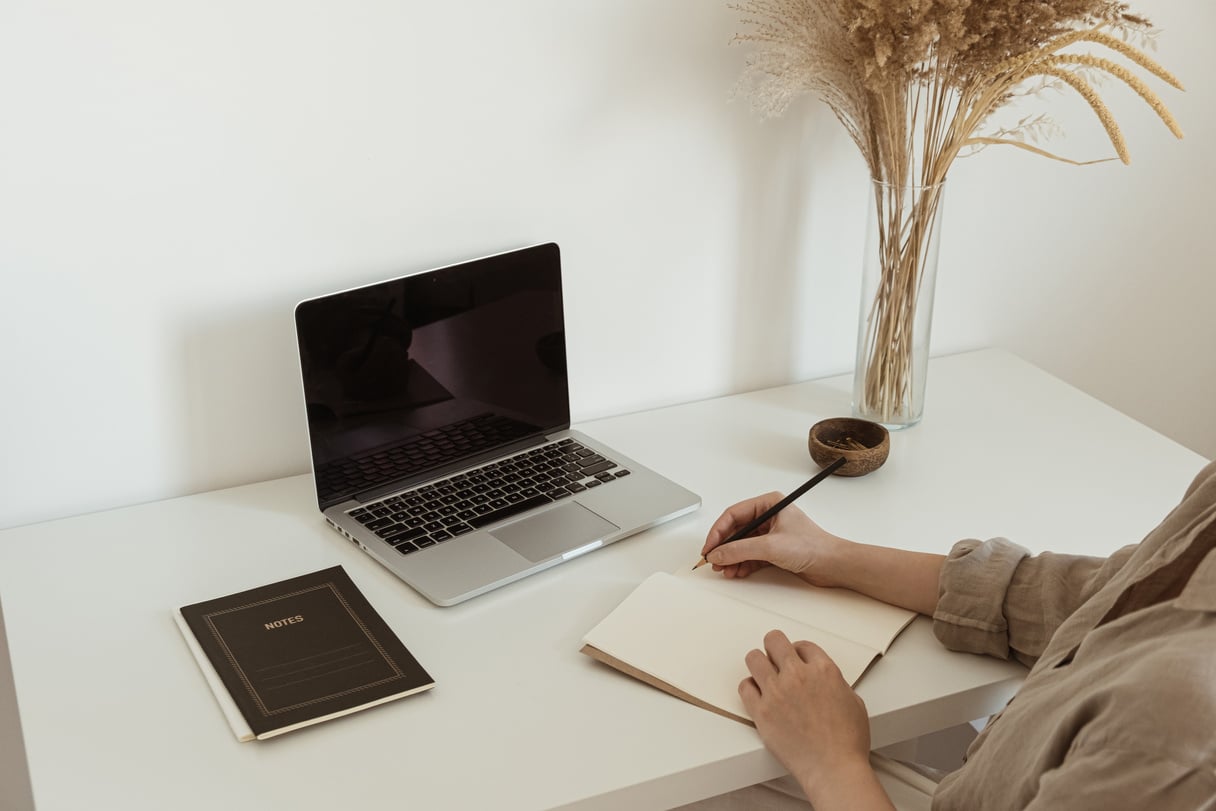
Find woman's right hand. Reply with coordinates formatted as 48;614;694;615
699;492;849;587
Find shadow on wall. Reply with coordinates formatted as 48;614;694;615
726;107;815;391
175;302;312;494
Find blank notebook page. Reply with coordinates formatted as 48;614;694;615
582;572;878;722
676;565;916;655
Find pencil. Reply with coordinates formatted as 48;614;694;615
692;456;847;570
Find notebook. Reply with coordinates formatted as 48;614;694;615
294;242;701;606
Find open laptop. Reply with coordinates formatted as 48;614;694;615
294;242;701;606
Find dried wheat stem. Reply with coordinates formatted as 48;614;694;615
962;136;1113;165
1037;65;1130;164
1055;54;1184;138
1073;30;1185;90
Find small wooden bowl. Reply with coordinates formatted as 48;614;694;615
808;417;890;477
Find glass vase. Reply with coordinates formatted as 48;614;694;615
852;178;947;429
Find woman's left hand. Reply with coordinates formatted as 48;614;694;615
740;630;887;809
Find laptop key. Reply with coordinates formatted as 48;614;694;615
579;460;617;477
466;494;553;529
386;526;427;544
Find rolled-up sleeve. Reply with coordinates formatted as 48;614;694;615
932;538;1135;666
932;538;1030;660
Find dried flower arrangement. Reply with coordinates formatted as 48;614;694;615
731;0;1184;425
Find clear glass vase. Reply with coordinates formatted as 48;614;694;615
852;178;947;430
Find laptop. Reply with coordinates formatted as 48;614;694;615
294;242;701;606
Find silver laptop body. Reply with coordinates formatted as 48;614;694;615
294;242;701;605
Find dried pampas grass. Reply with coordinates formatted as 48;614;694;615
729;0;1184;424
732;0;1183;180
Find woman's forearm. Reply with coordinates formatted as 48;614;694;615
800;758;897;811
818;540;945;616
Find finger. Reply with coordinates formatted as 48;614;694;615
700;493;783;556
792;640;847;688
763;630;800;670
712;559;764;579
706;535;777;567
738;676;760;713
744;647;776;688
793;639;828;665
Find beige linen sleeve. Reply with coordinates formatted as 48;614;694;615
931;538;1135;667
1024;747;1216;810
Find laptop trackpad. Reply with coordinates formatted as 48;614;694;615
490;503;619;563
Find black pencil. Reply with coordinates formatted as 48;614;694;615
693;456;847;570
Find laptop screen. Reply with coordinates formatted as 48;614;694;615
295;243;570;509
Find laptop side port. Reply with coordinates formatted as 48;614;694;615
326;518;361;546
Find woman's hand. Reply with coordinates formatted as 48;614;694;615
700;493;946;616
740;630;893;810
699;493;848;586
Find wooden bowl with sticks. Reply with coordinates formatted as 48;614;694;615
808;417;890;477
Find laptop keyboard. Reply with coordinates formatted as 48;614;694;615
314;413;540;505
347;438;631;555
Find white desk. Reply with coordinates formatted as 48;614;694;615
0;349;1207;810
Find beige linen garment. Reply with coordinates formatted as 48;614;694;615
931;460;1216;810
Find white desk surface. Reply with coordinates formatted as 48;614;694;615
0;349;1207;810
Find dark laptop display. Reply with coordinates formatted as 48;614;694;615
296;244;569;509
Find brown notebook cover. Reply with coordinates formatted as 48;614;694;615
176;565;434;740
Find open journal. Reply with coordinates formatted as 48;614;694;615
580;565;916;725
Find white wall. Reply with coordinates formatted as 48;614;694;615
2;1;1212;530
